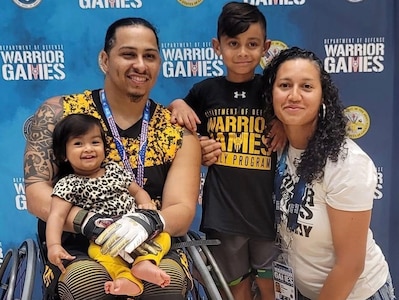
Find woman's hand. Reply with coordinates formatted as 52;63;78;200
268;119;287;152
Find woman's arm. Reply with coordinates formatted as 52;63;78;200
159;129;201;236
318;206;370;300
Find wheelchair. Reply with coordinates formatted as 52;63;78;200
175;231;234;300
0;230;233;300
0;239;38;300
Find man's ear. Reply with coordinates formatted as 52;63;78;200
98;50;108;74
212;38;222;56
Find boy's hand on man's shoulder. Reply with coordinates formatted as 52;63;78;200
168;98;201;132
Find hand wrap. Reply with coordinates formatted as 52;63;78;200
94;210;165;257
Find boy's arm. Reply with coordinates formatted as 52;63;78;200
168;98;222;166
168;99;201;132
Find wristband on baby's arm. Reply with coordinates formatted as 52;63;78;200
73;209;89;233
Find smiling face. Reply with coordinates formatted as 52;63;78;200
100;25;161;102
65;125;106;177
213;22;269;82
272;58;323;133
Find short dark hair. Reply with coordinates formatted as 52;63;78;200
103;17;159;53
217;1;267;40
52;114;107;184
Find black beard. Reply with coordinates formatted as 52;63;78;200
128;94;144;103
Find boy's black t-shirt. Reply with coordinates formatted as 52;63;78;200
185;75;277;239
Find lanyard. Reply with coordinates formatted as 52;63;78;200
100;89;150;188
274;147;306;231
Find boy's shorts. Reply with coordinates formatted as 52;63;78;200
207;231;280;285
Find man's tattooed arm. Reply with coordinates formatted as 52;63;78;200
23;96;63;219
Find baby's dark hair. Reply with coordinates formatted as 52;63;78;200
217;1;267;40
104;17;159;53
52;114;107;184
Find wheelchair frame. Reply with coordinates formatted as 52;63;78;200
182;231;234;300
0;239;37;300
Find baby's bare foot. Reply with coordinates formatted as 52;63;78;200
104;278;141;296
132;261;171;288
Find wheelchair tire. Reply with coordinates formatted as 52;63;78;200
15;239;37;300
0;248;19;300
0;239;37;300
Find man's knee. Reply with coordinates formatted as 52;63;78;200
58;260;112;300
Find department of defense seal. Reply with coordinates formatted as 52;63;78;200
13;0;42;9
344;105;370;139
260;40;288;69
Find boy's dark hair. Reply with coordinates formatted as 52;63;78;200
52;114;107;184
217;1;267;40
104;17;159;53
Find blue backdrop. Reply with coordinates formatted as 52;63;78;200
1;0;398;293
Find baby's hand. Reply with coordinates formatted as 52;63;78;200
47;244;76;273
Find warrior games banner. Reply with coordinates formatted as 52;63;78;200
1;0;398;292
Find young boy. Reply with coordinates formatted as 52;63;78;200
169;2;284;299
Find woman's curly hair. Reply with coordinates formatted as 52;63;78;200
262;47;348;183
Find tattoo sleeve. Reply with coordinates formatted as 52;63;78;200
24;97;63;188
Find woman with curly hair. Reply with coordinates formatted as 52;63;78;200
262;47;394;300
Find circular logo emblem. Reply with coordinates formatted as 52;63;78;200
23;115;34;140
344;105;370;139
260;40;288;69
13;0;42;9
177;0;203;7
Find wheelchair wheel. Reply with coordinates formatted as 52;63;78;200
0;239;37;300
15;239;37;300
0;248;19;300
